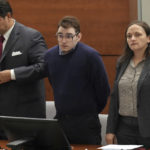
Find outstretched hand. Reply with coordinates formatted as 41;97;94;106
0;70;11;84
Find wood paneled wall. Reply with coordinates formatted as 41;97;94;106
9;0;137;113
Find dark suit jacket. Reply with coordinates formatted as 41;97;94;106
0;22;47;118
107;55;150;137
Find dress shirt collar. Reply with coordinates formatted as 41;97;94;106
59;43;78;55
1;19;15;51
3;19;15;42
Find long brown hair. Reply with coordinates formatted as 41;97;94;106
119;20;150;65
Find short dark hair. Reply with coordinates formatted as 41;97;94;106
0;0;13;18
58;16;80;33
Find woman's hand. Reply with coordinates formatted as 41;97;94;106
105;133;116;144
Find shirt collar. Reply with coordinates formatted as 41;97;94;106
130;58;145;68
3;19;15;41
59;43;78;56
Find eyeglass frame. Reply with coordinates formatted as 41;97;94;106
56;32;79;41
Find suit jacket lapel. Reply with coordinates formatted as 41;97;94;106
0;23;20;63
116;58;131;83
137;56;150;95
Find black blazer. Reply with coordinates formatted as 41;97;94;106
107;55;150;137
0;22;47;118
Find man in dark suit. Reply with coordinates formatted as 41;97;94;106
0;0;47;138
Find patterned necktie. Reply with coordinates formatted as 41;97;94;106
0;35;5;58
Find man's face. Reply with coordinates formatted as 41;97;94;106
0;16;10;34
56;26;81;51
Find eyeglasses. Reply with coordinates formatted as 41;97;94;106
56;33;78;42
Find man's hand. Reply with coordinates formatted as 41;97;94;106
0;70;11;84
105;133;116;144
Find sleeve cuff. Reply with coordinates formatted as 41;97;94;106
11;69;16;80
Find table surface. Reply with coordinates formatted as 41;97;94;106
0;140;11;150
72;144;100;150
0;140;101;150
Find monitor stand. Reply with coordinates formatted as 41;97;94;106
7;138;72;150
7;138;34;150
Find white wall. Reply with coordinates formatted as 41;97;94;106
138;0;150;25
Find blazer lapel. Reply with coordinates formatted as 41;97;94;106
137;56;150;94
0;23;20;63
116;58;131;83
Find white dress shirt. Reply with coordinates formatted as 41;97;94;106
2;19;16;80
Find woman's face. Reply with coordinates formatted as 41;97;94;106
126;24;150;54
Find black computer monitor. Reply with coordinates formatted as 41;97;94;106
0;115;71;150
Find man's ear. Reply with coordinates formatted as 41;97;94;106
7;12;12;19
77;32;82;42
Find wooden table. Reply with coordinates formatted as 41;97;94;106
0;140;11;150
72;144;100;150
0;140;100;150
